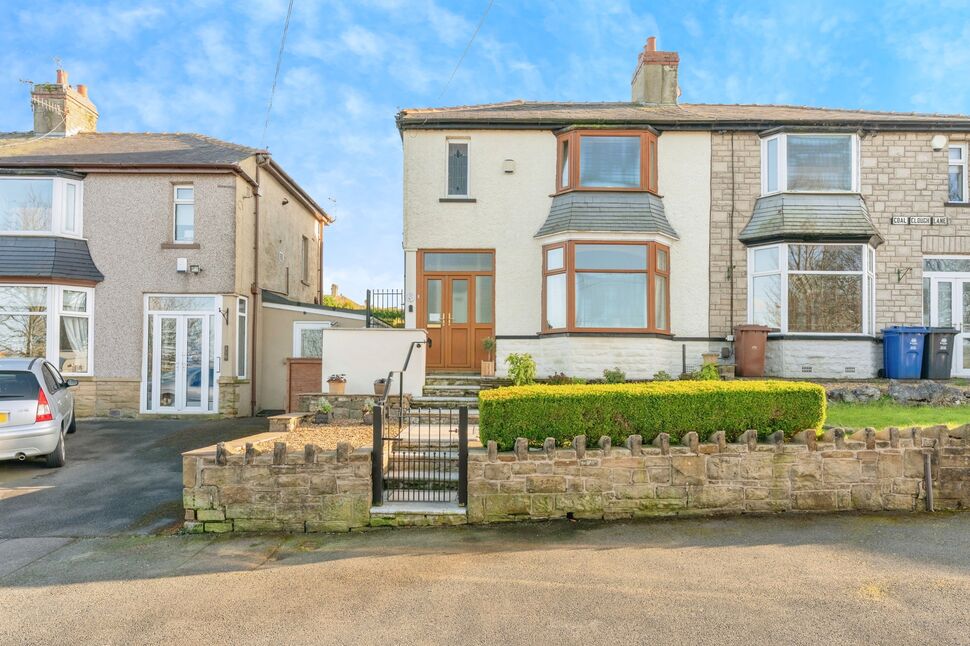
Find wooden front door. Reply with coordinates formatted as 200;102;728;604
418;251;494;372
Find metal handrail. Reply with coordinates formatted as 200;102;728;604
379;333;431;427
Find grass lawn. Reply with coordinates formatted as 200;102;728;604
825;400;970;430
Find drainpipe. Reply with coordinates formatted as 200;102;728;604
250;156;265;417
729;131;736;334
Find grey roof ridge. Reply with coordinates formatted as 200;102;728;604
0;130;265;155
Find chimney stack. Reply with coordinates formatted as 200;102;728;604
631;37;679;105
31;68;98;136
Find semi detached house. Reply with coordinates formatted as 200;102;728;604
398;38;970;380
0;70;360;417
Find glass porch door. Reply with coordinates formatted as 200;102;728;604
928;278;970;377
150;314;211;412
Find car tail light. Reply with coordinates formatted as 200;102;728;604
36;388;53;422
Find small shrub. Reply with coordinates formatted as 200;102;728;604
653;370;672;381
479;381;826;450
505;353;537;386
317;400;333;413
603;367;626;384
547;372;572;385
697;364;721;381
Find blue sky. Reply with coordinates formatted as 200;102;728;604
2;0;969;300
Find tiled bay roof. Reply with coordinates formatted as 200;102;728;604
739;193;883;246
536;192;677;239
398;101;970;130
0;235;104;283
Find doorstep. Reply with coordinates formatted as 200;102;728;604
369;502;467;527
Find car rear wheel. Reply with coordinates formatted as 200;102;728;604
67;408;77;434
44;432;66;468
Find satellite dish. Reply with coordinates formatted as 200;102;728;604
931;134;948;151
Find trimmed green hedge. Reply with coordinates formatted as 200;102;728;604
478;381;826;450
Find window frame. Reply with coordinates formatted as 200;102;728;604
292;321;332;358
236;296;248;379
555;130;659;195
746;242;876;336
300;235;310;285
948;143;968;203
445;138;470;198
541;240;670;334
0;283;95;376
761;133;860;196
172;184;195;243
0;176;83;237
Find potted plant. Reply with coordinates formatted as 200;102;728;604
361;398;376;424
373;378;387;396
481;337;496;377
327;374;347;395
313;400;334;424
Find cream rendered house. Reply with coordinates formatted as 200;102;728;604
398;39;970;380
0;70;362;417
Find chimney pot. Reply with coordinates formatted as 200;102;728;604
76;84;87;97
56;69;68;86
631;37;679;105
31;68;98;136
646;36;656;52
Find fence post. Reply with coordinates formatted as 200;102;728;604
365;289;372;328
458;406;468;506
372;404;383;505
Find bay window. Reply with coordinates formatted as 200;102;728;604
747;243;875;335
0;284;93;375
556;130;659;193
542;241;670;333
0;176;83;236
761;133;858;195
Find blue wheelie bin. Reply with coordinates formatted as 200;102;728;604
882;326;929;379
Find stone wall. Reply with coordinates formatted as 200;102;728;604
766;338;883;379
467;427;970;523
182;439;372;533
71;377;140;418
297;393;409;419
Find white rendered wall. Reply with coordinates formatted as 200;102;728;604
320;329;427;396
765;339;882;379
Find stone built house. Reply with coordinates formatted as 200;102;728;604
0;69;363;417
397;38;970;380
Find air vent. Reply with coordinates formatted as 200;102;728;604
844;366;856;374
801;366;813;373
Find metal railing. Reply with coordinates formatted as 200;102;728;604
372;405;468;505
379;335;430;432
365;289;405;328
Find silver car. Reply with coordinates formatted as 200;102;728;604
0;358;77;468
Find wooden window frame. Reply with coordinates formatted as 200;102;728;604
541;240;671;335
555;130;659;195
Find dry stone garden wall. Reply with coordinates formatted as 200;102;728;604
466;427;970;524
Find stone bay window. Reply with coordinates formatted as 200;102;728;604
747;243;876;335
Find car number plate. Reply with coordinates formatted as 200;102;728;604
0;412;7;424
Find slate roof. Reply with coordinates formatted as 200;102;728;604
738;193;884;246
536;191;677;239
0;235;104;283
398;101;970;130
0;132;261;167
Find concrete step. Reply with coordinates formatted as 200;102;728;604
411;396;480;408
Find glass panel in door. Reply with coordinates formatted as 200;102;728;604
446;278;471;369
184;317;205;411
157;317;178;410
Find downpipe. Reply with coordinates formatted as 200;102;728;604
15;452;26;461
924;448;935;512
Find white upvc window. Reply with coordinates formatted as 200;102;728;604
236;296;248;379
747;242;876;335
445;138;470;197
292;321;332;358
761;133;860;195
173;185;195;243
0;176;83;237
0;284;94;375
949;144;968;203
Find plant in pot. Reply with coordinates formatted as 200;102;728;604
313;400;334;424
373;378;387;396
481;337;496;377
361;398;376;424
327;374;347;395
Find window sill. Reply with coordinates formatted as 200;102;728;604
944;202;970;208
552;187;660;197
439;197;476;203
161;242;200;250
539;330;673;338
766;333;877;341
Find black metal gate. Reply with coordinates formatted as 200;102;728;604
372;405;468;505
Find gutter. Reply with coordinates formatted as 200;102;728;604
396;119;970;133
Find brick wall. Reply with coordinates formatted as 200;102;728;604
467;427;970;523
